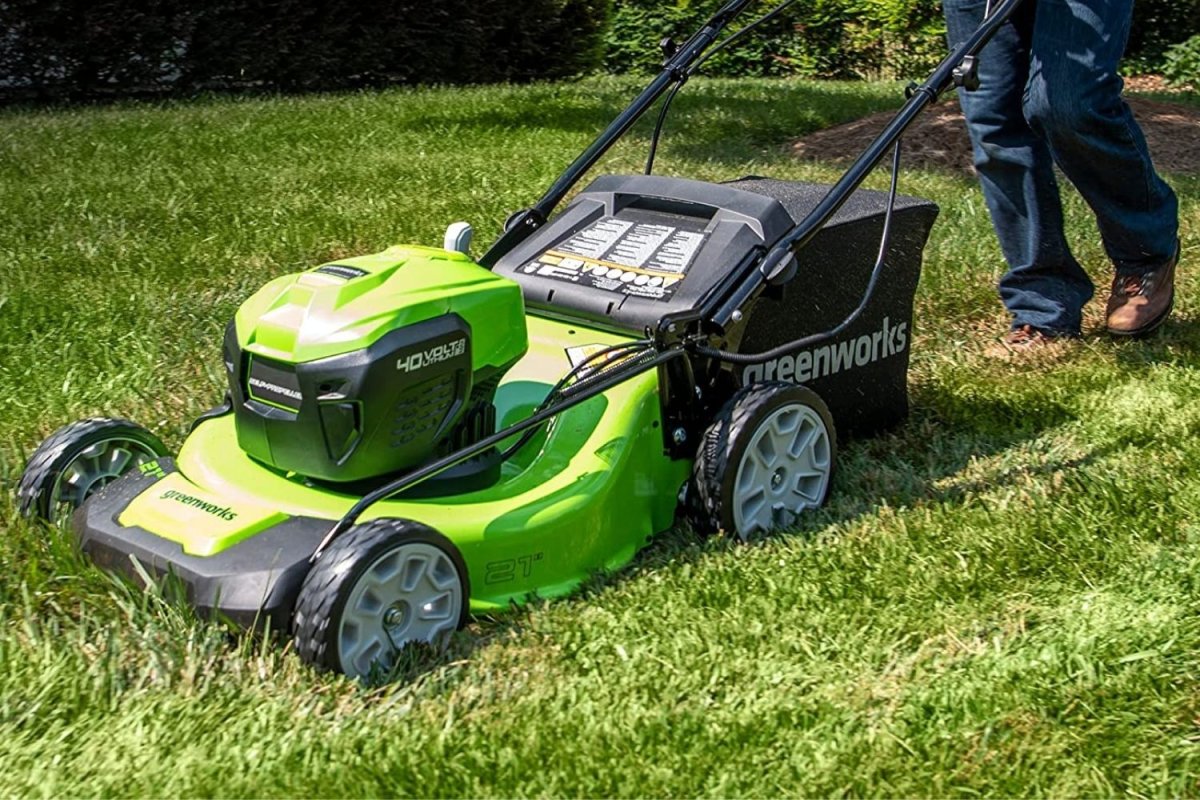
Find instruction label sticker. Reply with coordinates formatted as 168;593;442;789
519;214;708;301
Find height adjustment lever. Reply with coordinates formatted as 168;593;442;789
952;55;981;91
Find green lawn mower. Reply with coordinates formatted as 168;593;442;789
18;0;1021;678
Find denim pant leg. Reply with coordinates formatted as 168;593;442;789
1024;0;1179;275
944;0;1094;334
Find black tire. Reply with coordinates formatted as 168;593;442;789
692;382;836;541
293;518;469;679
17;417;169;523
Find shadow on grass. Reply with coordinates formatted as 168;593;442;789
336;331;1195;686
174;325;1182;690
1109;316;1200;368
551;334;1188;599
120;321;1199;690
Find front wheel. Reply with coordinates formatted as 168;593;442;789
692;382;836;541
292;518;469;680
18;417;169;524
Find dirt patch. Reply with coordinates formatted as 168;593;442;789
791;94;1200;176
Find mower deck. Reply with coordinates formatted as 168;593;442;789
76;315;689;628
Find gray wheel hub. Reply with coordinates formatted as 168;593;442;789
338;541;463;677
51;438;159;519
732;403;832;537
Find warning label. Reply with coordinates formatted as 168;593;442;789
518;214;707;301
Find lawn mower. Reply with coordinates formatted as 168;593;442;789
18;0;1022;678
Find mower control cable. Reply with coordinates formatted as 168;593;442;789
312;344;684;561
644;81;689;176
690;138;903;365
497;338;655;461
646;0;801;175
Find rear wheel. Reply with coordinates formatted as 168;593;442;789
692;382;836;541
18;418;168;524
292;518;468;680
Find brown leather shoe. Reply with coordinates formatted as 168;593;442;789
1106;249;1178;336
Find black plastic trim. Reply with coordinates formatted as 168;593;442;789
74;461;325;631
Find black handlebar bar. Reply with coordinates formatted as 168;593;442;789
751;0;1023;285
479;0;760;268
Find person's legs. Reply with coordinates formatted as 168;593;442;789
944;0;1093;336
1023;0;1179;275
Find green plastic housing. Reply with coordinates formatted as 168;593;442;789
162;314;689;611
226;245;528;482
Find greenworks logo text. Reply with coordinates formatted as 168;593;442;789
742;316;908;385
161;489;238;521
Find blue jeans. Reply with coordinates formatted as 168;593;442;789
944;0;1179;335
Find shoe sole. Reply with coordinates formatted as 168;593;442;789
1107;293;1174;338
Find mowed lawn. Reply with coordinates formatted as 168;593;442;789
1;77;1199;796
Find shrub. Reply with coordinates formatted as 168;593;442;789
603;0;945;80
1125;0;1200;74
602;0;1200;79
1163;34;1200;86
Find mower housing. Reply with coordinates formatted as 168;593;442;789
225;245;527;483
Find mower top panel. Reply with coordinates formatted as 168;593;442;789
492;174;795;334
225;244;529;483
234;244;526;370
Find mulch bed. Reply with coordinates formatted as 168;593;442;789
791;91;1200;176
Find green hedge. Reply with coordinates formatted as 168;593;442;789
0;0;612;100
603;0;944;80
1127;0;1200;73
1163;34;1200;85
603;0;1200;79
2;0;1196;100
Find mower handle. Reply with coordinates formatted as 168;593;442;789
479;0;760;268
685;0;1025;353
749;0;1025;299
530;0;757;218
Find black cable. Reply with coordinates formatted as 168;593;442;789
690;0;800;75
645;0;800;176
693;137;904;364
557;346;660;400
545;338;653;405
645;80;687;175
498;339;654;460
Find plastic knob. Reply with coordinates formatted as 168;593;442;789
443;222;473;254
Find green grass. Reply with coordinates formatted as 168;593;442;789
1;76;1199;796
